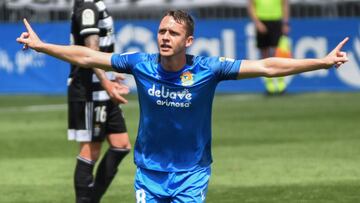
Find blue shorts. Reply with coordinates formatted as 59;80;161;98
134;167;211;203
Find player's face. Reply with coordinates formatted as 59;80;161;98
157;16;193;57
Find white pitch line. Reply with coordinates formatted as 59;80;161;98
0;95;258;113
0;104;67;113
214;94;261;101
0;102;139;113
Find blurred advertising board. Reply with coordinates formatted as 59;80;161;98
1;19;359;94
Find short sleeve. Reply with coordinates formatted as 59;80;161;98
74;2;100;36
111;52;144;74
207;56;241;81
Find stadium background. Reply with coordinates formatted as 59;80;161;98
0;0;360;202
1;0;360;94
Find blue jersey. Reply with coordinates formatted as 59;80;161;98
111;53;241;172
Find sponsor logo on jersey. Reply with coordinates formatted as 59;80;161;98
82;9;95;26
148;84;192;108
219;57;235;62
180;71;194;86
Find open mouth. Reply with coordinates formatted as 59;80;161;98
160;44;172;49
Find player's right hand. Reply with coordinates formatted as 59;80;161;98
16;18;43;51
255;21;267;33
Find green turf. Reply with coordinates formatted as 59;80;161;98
0;92;359;203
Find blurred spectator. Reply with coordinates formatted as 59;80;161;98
248;0;289;95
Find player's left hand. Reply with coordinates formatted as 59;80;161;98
102;79;129;104
325;37;349;68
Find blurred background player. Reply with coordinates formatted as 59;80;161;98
248;0;290;95
68;0;131;202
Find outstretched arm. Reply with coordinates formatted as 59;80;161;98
238;37;349;79
16;19;113;71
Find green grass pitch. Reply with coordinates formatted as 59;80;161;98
0;92;360;203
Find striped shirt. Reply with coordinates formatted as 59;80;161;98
68;0;115;101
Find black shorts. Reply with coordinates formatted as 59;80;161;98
256;20;282;48
68;100;127;142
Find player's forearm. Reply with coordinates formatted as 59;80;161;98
85;35;111;83
282;0;290;23
36;43;98;68
93;67;114;95
263;57;331;77
93;68;108;83
247;0;260;23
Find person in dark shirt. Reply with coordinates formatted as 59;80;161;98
68;0;131;202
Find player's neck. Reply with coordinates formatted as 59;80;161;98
160;54;187;72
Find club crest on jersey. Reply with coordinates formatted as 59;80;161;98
180;71;194;86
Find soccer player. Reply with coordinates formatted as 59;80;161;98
17;10;348;203
68;0;131;202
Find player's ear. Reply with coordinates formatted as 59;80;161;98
185;35;194;48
